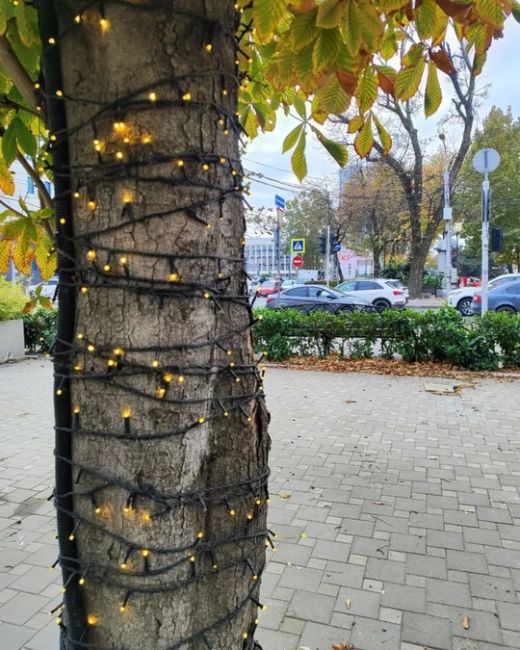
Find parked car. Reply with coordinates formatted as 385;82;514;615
449;273;520;316
336;278;406;309
265;284;372;314
256;280;281;297
29;276;59;301
471;280;520;315
281;279;298;289
385;279;409;301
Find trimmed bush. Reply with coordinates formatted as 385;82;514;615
0;278;27;321
253;306;520;370
23;307;57;352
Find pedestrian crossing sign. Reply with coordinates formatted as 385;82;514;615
290;238;306;254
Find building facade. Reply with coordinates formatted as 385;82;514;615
244;229;291;278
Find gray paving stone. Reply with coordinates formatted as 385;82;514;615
497;602;520;632
365;558;406;584
350;616;401;650
427;530;464;551
381;583;426;613
287;590;335;624
311;539;350;562
299;621;353;650
0;592;49;625
278;566;323;592
406;554;447;579
428;604;503;644
350;536;389;559
322;564;365;588
390;533;426;554
255;627;299;650
469;573;517;602
0;622;35;650
426;578;472;607
402;611;452;649
447;549;488;573
335;586;381;619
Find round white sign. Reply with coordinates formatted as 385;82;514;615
472;147;500;174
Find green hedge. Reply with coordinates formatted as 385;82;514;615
253;307;520;371
24;308;57;352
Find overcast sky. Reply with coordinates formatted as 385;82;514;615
244;18;520;209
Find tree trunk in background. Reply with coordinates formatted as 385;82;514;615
408;249;428;298
45;1;270;648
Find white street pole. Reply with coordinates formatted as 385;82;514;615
481;174;490;315
443;170;452;297
325;224;331;287
472;147;500;317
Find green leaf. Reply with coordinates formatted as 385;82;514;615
291;130;307;181
354;114;374;157
293;96;307;120
513;2;520;23
294;44;314;89
316;0;346;29
316;73;351;114
282;124;304;153
375;0;409;12
253;0;288;40
395;56;426;101
312;27;341;72
348;115;364;133
14;118;37;157
2;120;19;166
373;114;392;154
475;0;505;28
341;0;362;54
424;61;442;117
312;127;348;166
357;66;378;113
416;0;437;40
0;2;7;35
291;9;318;50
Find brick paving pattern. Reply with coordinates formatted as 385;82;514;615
1;359;520;649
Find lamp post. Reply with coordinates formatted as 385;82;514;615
439;134;452;297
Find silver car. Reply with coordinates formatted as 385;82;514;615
265;284;373;314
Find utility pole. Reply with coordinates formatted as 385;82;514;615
325;224;331;287
443;169;452;297
472;148;500;316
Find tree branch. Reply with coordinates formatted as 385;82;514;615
0;36;46;122
17;153;53;210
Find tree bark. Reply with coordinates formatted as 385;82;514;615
43;2;270;648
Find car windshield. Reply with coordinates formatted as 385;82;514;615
261;281;276;288
490;276;520;288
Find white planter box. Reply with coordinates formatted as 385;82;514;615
0;319;25;363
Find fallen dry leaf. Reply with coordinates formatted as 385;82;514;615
345;399;357;404
345;597;352;609
278;491;292;499
332;642;354;650
298;647;311;650
462;615;470;630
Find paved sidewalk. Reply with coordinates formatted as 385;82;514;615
2;360;520;649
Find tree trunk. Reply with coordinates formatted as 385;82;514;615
42;2;270;649
408;249;428;298
372;246;382;276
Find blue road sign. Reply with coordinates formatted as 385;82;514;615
290;238;306;254
275;194;285;210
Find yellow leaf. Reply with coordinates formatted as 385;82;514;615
0;160;15;195
35;239;57;281
291;10;318;50
373;114;392;153
474;0;505;28
354;114;374;157
312;27;342;72
316;0;346;29
395;56;425;101
356;66;378;113
316;73;351;114
424;61;442;117
0;239;12;273
253;0;289;40
12;238;34;275
291;130;308;180
375;0;409;12
348;115;364;133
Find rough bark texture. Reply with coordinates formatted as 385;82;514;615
50;2;270;648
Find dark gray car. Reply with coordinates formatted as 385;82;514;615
471;280;520;314
264;284;373;314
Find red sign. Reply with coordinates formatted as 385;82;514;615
292;255;303;268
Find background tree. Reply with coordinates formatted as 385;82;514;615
338;161;409;274
0;0;515;648
455;106;520;271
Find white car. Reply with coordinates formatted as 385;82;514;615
336;278;407;309
448;274;520;316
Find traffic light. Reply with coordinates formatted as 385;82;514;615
318;233;327;255
491;228;504;252
330;233;341;253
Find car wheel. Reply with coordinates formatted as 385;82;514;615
336;305;354;314
497;305;516;313
373;299;391;311
457;297;473;316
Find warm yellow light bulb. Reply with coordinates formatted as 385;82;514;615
107;359;117;367
80;286;88;294
48;37;56;45
163;373;174;383
168;272;179;282
220;157;226;164
59;218;66;225
224;411;229;417
242;632;248;640
222;89;228;96
142;512;151;522
79;577;85;585
178;375;185;383
218;118;225;126
73;191;80;199
176;159;184;167
224;129;230;136
151;359;160;368
103;264;111;272
56;90;63;97
50;135;57;142
87;200;96;210
149;92;157;102
155;387;166;399
74;15;82;24
141;549;150;558
119;605;126;613
252;574;258;581
73;406;80;414
120;562;128;570
87;344;95;353
204;43;213;52
76;333;84;340
113;347;125;356
204;292;211;299
182;92;192;101
87;614;98;626
202;163;209;171
99;17;110;32
56;389;63;396
198;417;206;424
115;151;124;160
120;256;127;265
95;507;101;514
141;134;152;144
229;509;236;517
197;531;204;539
189;554;196;563
246;512;253;520
255;498;261;506
86;250;96;261
122;407;132;419
68;533;75;541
